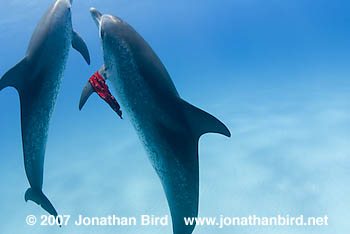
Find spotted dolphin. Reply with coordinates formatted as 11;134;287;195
0;0;90;216
79;8;230;234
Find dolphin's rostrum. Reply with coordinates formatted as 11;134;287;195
0;0;90;216
79;8;230;234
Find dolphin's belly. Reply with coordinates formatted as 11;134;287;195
21;68;66;189
22;34;71;189
106;46;184;127
123;90;196;199
25;18;72;109
107;55;197;201
123;90;198;215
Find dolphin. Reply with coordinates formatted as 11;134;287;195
0;0;90;216
79;8;230;234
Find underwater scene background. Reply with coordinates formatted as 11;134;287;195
0;0;349;233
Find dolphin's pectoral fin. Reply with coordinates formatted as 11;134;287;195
0;57;28;92
79;81;95;110
25;188;59;218
72;30;90;65
79;66;107;110
181;99;231;138
79;69;123;119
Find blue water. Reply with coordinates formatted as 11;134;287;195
0;0;349;233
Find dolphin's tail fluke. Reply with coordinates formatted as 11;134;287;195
25;188;59;217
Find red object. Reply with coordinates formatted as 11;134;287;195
89;71;123;119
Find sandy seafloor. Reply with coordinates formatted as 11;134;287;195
0;0;349;233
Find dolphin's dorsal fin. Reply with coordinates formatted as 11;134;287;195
181;99;231;139
0;57;28;92
72;30;91;65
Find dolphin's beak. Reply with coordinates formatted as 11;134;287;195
90;8;103;27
